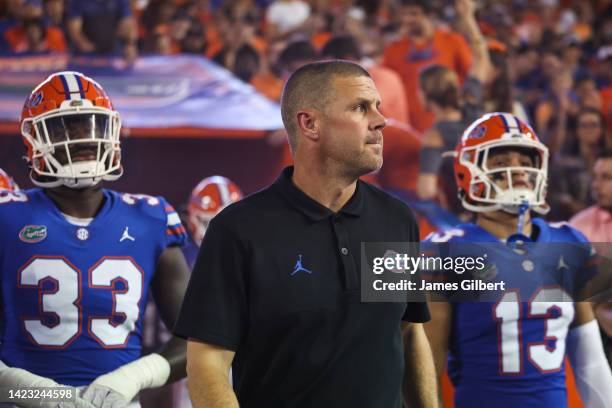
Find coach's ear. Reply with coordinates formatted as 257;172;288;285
296;109;320;142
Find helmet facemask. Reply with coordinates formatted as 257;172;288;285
459;140;549;214
22;99;122;189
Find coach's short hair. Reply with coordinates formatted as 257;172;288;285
280;60;370;153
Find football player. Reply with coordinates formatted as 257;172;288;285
0;72;190;408
424;112;612;407
187;175;243;248
0;167;19;191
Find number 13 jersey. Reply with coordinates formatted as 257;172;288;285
425;218;597;408
0;188;186;386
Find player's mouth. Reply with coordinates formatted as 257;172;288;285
512;180;532;189
71;150;97;162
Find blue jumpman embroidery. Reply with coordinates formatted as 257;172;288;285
291;254;312;276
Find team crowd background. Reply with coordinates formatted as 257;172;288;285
1;0;610;222
0;0;611;406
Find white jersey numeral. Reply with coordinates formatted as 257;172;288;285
0;191;28;204
494;287;574;374
19;257;143;348
493;291;521;373
19;258;81;347
527;288;574;372
89;258;143;347
121;193;159;206
428;228;465;243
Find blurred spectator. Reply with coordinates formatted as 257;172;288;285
593;5;612;50
560;36;586;78
383;0;472;132
4;16;66;54
211;5;268;81
66;0;137;60
486;45;529;121
180;18;206;54
596;46;612;136
22;0;42;19
250;39;286;102
141;0;176;37
265;0;310;40
512;44;542;112
595;46;612;88
534;67;577;154
569;149;612;367
548;108;606;220
233;44;260;82
321;34;408;124
277;39;317;79
44;0;65;28
575;74;603;112
416;0;491;214
0;0;27;51
146;24;178;55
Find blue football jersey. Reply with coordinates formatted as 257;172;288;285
425;218;597;408
0;188;186;386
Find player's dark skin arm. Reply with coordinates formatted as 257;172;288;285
151;246;190;383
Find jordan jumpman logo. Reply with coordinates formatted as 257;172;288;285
291;254;312;276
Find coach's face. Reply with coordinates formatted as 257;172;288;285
318;75;386;176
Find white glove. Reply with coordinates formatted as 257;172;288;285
80;385;129;408
82;353;170;408
0;360;95;408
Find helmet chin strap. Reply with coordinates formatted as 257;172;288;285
507;200;531;246
61;177;102;189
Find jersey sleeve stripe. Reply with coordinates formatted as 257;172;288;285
166;225;186;236
166;212;181;226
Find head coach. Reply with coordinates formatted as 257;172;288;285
173;60;437;408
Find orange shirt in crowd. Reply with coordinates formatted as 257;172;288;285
311;31;332;51
4;26;67;54
250;71;284;102
368;64;409;124
383;28;472;133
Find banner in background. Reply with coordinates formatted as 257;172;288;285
0;55;283;132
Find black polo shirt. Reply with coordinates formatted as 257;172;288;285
174;167;429;407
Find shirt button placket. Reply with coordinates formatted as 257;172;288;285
332;216;357;289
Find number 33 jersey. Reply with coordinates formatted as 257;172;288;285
0;188;186;386
426;218;597;408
